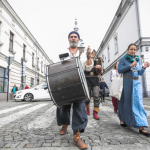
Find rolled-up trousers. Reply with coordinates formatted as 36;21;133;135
57;101;88;135
85;86;100;112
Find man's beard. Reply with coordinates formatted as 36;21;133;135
69;41;79;48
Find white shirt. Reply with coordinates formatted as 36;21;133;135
110;69;121;82
59;49;93;71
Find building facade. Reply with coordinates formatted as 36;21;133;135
0;0;53;100
96;0;150;97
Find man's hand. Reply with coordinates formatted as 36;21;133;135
86;46;91;57
95;65;101;69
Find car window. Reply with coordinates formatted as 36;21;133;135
39;84;47;89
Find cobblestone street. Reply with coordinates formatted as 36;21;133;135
0;99;150;150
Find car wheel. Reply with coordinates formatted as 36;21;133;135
24;93;33;101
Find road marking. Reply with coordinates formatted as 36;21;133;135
27;105;56;129
0;103;48;128
0;104;32;115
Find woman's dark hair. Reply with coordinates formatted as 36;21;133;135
114;61;119;69
127;43;137;50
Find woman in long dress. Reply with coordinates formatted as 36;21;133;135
118;43;150;137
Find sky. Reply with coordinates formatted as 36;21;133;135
7;0;121;62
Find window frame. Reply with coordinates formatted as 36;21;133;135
107;46;110;62
37;57;39;71
41;61;43;73
23;44;26;60
114;35;118;55
31;78;34;86
32;52;35;67
0;67;8;93
9;32;14;52
44;64;46;75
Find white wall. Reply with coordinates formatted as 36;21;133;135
142;44;150;97
138;0;150;37
101;2;139;70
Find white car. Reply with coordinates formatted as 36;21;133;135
14;83;51;101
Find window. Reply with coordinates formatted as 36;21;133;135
37;57;39;70
0;22;3;46
23;44;26;60
122;0;126;7
31;78;34;87
39;84;47;89
9;32;14;52
32;53;34;66
37;79;39;85
44;64;46;75
41;61;43;73
107;46;110;62
114;36;118;54
0;67;8;93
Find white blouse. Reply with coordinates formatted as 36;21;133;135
110;69;120;82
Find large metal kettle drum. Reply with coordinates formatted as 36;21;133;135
46;57;89;107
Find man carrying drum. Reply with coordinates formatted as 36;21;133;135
83;47;103;120
57;31;91;149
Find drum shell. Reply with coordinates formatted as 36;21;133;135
47;58;88;107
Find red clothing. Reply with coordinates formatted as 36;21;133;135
112;97;118;111
25;86;29;89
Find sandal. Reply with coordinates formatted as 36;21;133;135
139;128;150;137
120;122;127;127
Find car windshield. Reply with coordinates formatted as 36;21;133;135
39;84;47;89
32;83;47;90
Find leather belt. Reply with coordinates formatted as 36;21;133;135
123;76;139;80
85;75;98;77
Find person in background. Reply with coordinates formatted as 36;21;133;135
118;43;150;137
83;46;103;120
11;84;18;93
99;78;108;102
110;61;120;113
25;85;29;89
19;84;23;91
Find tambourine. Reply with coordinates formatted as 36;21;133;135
131;57;150;72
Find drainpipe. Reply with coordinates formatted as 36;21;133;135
135;0;147;97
